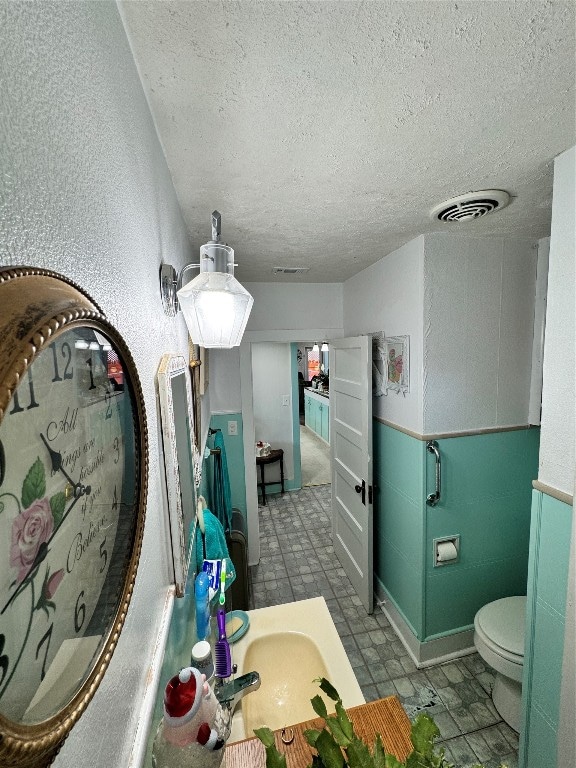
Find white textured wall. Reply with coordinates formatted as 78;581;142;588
539;146;575;495
208;284;343;415
343;236;425;434
423;234;537;434
0;4;191;766
209;348;242;414
245;282;343;334
252;343;295;480
529;237;550;425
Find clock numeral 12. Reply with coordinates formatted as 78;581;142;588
51;341;74;383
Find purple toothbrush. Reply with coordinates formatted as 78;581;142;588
214;607;232;678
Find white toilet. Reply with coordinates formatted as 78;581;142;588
473;595;526;732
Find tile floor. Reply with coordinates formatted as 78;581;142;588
248;484;519;768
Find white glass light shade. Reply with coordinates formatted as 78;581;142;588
177;271;254;348
312;342;319;352
321;342;329;352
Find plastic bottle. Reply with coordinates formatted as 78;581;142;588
192;640;214;683
194;571;210;641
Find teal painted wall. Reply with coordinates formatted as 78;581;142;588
520;491;572;768
425;428;540;639
207;413;247;519
143;567;197;766
373;421;540;642
373;421;425;638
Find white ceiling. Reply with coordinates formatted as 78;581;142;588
120;1;575;283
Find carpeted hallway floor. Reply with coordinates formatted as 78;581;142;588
299;424;331;486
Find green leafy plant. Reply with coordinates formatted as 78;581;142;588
254;678;507;768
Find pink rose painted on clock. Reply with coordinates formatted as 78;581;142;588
10;498;54;584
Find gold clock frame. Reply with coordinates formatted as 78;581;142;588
0;267;148;768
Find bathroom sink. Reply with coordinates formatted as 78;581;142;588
227;597;364;743
242;631;330;733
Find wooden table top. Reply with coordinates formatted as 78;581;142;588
256;448;284;465
225;695;413;768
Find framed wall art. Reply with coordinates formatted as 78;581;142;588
384;335;410;395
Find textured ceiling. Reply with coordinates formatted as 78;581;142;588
120;1;575;283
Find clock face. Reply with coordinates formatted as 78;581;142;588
0;325;139;724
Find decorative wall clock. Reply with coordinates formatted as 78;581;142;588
0;267;148;767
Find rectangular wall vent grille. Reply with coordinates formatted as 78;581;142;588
272;267;310;274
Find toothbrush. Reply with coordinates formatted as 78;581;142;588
219;559;226;605
214;607;232;678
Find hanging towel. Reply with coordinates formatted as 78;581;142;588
213;430;232;533
193;508;236;586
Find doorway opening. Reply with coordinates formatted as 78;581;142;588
250;341;331;498
295;342;331;487
300;424;330;487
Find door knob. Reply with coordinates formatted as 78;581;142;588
354;479;366;505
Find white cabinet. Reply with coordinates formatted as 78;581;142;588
304;389;329;444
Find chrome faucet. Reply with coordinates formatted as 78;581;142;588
214;671;261;715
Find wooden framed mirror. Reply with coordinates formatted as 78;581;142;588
157;354;200;596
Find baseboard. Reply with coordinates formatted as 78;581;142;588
374;581;476;668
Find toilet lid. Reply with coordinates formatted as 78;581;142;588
475;596;526;657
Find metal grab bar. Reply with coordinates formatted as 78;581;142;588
426;440;441;506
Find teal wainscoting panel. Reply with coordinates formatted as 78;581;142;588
374;420;425;638
426;556;527;638
531;602;566;722
143;570;197;766
521;490;572;768
209;413;247;518
523;707;558;768
424;428;539;639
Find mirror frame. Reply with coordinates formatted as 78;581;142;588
157;354;200;596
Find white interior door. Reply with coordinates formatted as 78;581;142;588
330;336;373;613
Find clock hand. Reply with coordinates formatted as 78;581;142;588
40;433;76;487
2;442;93;614
1;543;48;614
40;433;91;498
1;476;92;615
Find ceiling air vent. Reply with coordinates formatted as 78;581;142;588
272;267;311;275
430;190;510;223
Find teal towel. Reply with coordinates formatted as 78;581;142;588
213;430;233;533
193;508;236;587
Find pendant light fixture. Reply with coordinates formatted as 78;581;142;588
160;211;254;348
321;342;329;352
